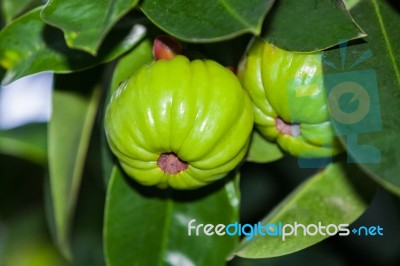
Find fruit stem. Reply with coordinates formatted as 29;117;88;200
153;35;183;61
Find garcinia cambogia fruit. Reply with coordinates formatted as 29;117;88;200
104;55;254;189
238;38;342;158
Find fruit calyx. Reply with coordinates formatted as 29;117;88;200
275;117;300;137
157;152;188;174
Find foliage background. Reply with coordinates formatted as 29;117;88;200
0;0;400;265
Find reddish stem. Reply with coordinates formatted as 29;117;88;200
153;35;183;61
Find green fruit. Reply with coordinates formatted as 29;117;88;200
238;38;342;157
105;55;254;189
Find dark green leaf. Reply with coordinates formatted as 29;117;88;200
48;82;102;260
323;0;400;195
261;0;366;52
41;0;139;54
140;0;275;42
232;161;376;258
247;130;283;163
0;123;47;164
0;7;146;85
104;166;240;266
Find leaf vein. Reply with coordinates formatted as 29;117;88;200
371;0;400;89
218;0;253;30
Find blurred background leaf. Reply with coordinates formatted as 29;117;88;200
140;0;275;42
0;123;47;164
323;0;400;195
47;70;102;260
41;0;139;54
104;166;240;266
0;206;69;266
232;161;376;259
261;0;365;51
0;152;69;266
0;7;146;85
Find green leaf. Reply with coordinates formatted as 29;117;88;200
101;39;153;185
247;130;283;163
232;161;376;259
0;123;47;164
104;166;240;266
48;79;102;260
261;0;366;52
342;0;362;10
140;0;275;42
0;0;40;23
41;0;139;55
109;39;153;93
322;0;400;195
0;7;146;85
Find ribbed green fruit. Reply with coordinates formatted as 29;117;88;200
105;55;254;189
238;38;342;157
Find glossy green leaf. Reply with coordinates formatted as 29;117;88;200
48;82;102;260
261;0;366;52
101;39;153;185
322;0;400;195
0;7;146;85
140;0;275;42
104;166;240;266
232;161;376;258
0;0;40;22
41;0;138;54
0;123;47;164
247;130;283;163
